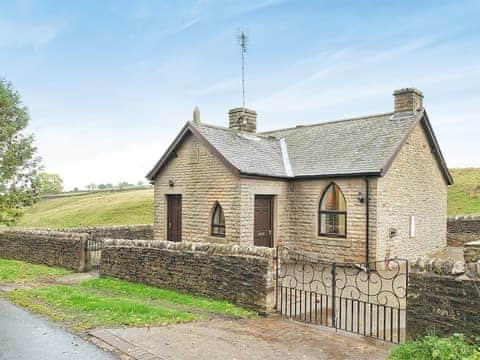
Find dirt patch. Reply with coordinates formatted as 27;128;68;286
89;317;392;360
53;271;99;285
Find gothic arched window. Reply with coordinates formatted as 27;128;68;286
211;202;225;237
319;183;347;237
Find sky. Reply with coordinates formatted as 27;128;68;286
1;0;479;190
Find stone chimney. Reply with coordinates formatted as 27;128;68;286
393;88;424;113
229;107;257;132
192;106;200;124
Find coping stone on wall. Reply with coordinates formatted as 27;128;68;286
102;238;276;259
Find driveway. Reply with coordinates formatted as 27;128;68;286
89;317;393;360
0;299;114;360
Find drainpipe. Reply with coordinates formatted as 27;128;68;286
364;177;370;268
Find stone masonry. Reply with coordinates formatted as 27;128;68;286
0;230;87;271
154;135;242;244
464;241;480;263
154;119;447;264
447;216;480;247
408;257;480;339
376;122;448;260
100;239;276;314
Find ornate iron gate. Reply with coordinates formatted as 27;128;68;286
275;246;408;343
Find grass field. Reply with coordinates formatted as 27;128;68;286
17;188;154;227
3;274;255;331
448;168;480;216
0;258;71;283
12;168;480;228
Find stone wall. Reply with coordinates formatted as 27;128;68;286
447;217;480;247
100;239;276;313
407;257;480;339
0;230;87;271
377;122;448;260
464;241;480;263
55;224;154;241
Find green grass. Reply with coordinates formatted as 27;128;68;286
0;258;71;284
448;168;480;216
389;334;480;360
4;277;256;331
16;188;154;227
80;277;255;318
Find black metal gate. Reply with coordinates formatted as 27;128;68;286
275;246;408;343
85;238;104;270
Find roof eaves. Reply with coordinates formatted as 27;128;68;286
420;111;454;185
380;110;424;177
380;109;453;185
294;171;382;180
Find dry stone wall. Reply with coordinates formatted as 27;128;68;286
100;239;276;313
447;217;480;247
54;224;154;241
0;230;87;271
407;256;480;339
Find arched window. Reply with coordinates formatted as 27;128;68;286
211;202;225;237
319;183;347;237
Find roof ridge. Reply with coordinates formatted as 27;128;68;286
194;122;279;141
261;112;395;135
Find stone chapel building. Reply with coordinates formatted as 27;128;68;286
147;88;452;264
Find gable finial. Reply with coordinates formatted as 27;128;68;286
193;106;200;124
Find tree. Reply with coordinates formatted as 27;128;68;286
86;183;97;191
36;172;63;194
0;79;41;225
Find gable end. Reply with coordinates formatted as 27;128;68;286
146;122;240;181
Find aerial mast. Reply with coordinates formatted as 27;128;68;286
238;31;248;109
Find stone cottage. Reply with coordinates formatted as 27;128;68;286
147;88;452;264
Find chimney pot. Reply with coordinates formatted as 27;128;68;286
228;107;257;132
393;88;424;113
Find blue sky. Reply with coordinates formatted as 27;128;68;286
1;0;479;190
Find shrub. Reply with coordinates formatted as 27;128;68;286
388;333;480;360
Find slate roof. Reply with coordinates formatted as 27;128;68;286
262;112;417;177
194;123;288;177
146;109;453;184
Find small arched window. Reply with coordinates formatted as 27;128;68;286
211;202;225;237
319;183;347;237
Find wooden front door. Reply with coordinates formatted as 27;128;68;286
167;195;182;242
254;195;274;247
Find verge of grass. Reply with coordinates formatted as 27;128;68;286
4;277;255;331
80;277;256;318
5;285;197;331
388;333;480;360
0;258;71;284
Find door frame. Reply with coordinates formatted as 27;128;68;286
253;195;275;248
166;194;182;242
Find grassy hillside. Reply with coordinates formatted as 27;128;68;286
10;168;479;228
448;168;480;216
16;189;154;228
